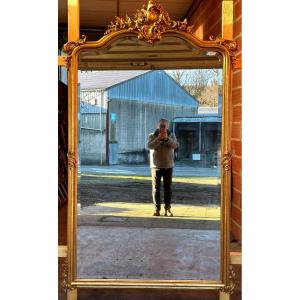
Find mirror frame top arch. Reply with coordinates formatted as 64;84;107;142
63;0;237;293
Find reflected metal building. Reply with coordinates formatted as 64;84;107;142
78;70;198;165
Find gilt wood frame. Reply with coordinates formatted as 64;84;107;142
63;1;237;293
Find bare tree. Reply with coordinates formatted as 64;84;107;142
168;69;219;107
168;70;186;86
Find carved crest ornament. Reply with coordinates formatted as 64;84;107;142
63;0;238;65
104;0;193;44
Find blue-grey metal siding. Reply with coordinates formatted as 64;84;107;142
80;102;106;113
107;70;198;107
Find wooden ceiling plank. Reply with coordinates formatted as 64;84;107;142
59;0;195;27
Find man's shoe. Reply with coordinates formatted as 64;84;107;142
164;209;173;217
153;210;160;216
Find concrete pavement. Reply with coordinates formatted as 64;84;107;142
77;226;220;280
77;161;221;280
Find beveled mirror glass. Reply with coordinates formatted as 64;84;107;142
65;0;235;290
77;66;223;281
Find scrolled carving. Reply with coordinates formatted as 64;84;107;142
104;0;193;44
67;151;77;170
62;35;87;55
209;35;238;67
222;152;232;171
61;257;75;293
65;56;72;70
220;265;236;294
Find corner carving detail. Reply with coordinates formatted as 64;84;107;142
104;0;193;44
209;35;239;68
61;257;75;293
220;265;236;294
62;35;87;55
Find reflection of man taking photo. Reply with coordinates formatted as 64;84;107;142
147;119;179;217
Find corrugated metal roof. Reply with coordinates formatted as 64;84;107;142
78;70;150;89
107;70;198;107
173;116;221;123
80;102;106;113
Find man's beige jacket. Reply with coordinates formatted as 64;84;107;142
148;130;179;168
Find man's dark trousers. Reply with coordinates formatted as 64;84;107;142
151;168;173;211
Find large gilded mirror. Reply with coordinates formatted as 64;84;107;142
64;0;236;292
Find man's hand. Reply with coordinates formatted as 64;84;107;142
158;130;168;141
